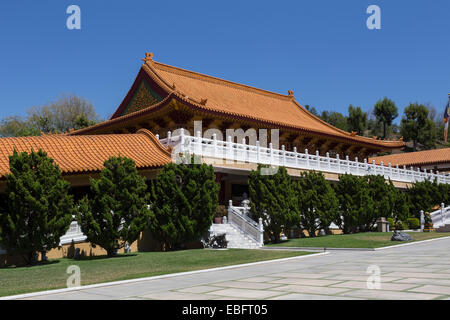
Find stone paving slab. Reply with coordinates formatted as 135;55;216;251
330;280;418;291
269;278;343;286
339;289;441;300
269;293;362;300
271;284;351;295
204;288;284;299
207;281;282;290
139;291;220;300
408;285;450;295
236;276;282;283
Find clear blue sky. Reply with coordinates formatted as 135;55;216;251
0;1;449;122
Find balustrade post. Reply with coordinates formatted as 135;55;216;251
420;210;424;231
395;164;399;179
256;140;260;163
380;161;384;177
327;152;331;170
227;135;233;163
305;149;310;168
442;203;446;225
195;131;202;155
355;157;359;175
346;155;350;173
269;143;273;165
282;145;286;166
241;137;246;162
167;131;172;147
388;163;392;178
316;150;320;169
212;133;217;158
337;154;340;172
258;217;264;246
294;147;298;167
155;134;159;140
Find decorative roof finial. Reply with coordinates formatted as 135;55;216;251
288;90;294;97
142;52;154;63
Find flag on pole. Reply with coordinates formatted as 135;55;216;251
444;94;450;142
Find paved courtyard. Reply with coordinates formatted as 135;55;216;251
16;237;450;300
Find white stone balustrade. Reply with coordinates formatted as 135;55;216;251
159;130;450;185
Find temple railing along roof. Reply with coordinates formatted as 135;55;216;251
159;129;449;185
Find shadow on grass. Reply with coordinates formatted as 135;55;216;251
69;253;138;262
0;259;61;269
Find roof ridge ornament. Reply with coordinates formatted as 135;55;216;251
142;52;154;63
200;98;208;105
288;90;294;99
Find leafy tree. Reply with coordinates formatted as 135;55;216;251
149;157;219;250
334;174;374;234
304;104;319;116
373;97;398;139
0;149;74;264
77;156;151;257
27;94;99;133
347;105;368;135
400;103;436;151
0;116;40;137
295;171;339;237
320;111;348;131
249;165;299;243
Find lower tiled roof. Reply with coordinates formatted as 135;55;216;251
0;129;171;178
369;148;450;168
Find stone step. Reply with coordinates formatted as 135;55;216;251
436;224;450;232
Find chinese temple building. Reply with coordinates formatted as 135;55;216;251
71;53;405;160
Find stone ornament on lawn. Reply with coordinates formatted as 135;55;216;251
391;230;413;242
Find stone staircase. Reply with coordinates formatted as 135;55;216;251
210;223;262;249
435;224;450;232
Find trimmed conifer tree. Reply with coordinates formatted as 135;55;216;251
149;157;219;250
249;165;299;243
296;171;339;237
0;149;74;265
335;174;374;234
77;156;151;257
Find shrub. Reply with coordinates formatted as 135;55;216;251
77;156;151;257
249;165;299;243
149;157;219;250
0;149;74;264
387;218;395;229
407;218;420;230
295;171;339;237
334;174;374;234
407;180;439;218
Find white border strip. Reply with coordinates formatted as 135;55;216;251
1;251;329;300
374;235;450;251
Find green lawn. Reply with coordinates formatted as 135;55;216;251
267;232;450;249
0;248;312;297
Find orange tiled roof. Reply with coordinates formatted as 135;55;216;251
0;129;171;178
143;56;404;148
71;53;404;150
369;148;450;168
